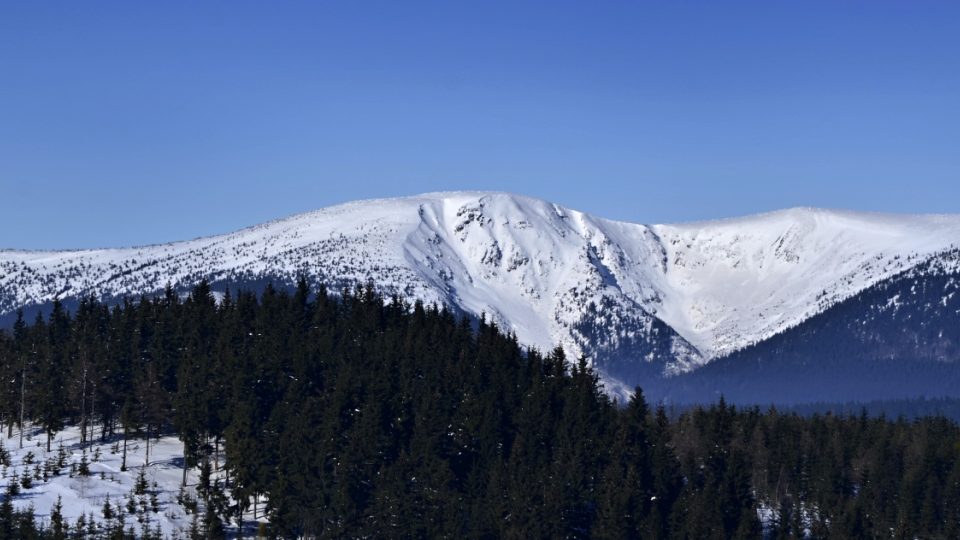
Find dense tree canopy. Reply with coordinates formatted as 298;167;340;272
1;280;958;538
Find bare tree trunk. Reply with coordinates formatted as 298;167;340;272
145;425;151;466
182;439;189;488
18;363;26;450
89;382;96;444
122;423;128;471
80;367;87;445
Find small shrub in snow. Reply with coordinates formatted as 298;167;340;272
135;468;148;495
5;474;19;496
78;452;91;476
177;486;198;515
56;442;67;469
20;469;33;489
102;495;114;520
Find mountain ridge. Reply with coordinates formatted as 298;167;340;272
3;191;959;397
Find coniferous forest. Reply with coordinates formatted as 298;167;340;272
1;280;960;538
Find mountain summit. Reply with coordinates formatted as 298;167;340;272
3;192;959;399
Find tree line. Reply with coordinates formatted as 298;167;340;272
1;280;959;538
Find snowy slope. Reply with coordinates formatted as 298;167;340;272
0;425;253;537
657;247;960;405
2;192;959;387
649;208;960;356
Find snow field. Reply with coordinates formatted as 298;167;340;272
0;425;266;538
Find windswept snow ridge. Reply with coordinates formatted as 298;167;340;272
2;192;959;390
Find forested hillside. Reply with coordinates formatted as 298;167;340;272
661;252;960;405
1;282;959;538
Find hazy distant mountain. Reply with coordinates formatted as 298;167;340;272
3;192;959;402
659;248;960;404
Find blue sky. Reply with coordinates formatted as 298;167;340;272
2;1;958;249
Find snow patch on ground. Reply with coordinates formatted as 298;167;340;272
0;425;261;538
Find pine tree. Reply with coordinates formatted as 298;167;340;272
0;486;15;539
36;299;70;452
49;495;69;540
595;387;652;539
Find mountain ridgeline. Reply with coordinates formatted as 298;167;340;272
2;282;960;538
659;248;960;405
2;192;960;406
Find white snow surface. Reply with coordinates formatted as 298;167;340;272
2;192;959;377
0;425;250;538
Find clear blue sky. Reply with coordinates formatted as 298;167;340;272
2;1;958;249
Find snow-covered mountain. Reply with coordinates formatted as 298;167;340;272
662;248;960;405
3;192;959;394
